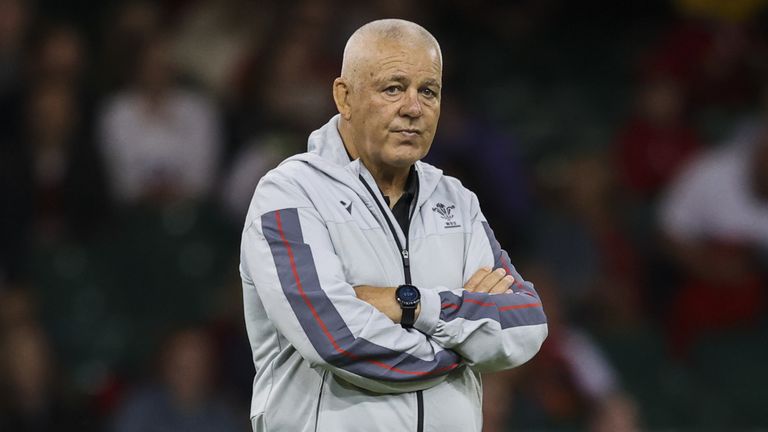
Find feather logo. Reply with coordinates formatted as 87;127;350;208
432;202;455;220
432;203;461;228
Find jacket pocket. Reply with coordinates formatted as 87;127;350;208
315;374;413;431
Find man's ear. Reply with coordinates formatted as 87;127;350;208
333;78;352;120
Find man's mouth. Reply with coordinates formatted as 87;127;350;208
392;129;421;137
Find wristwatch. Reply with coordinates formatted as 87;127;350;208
395;284;420;328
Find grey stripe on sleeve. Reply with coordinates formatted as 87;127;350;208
439;291;546;329
261;208;460;382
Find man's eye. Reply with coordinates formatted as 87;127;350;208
421;88;437;98
384;86;402;95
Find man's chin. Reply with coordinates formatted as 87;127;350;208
384;143;428;166
383;153;422;168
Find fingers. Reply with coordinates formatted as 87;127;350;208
474;268;506;293
465;268;516;294
489;275;515;294
473;268;515;293
464;267;493;291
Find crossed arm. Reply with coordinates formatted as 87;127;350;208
354;267;517;323
243;172;547;393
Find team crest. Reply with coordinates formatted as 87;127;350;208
432;202;461;228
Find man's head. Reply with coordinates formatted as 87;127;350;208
333;19;442;170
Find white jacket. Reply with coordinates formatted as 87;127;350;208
240;115;547;432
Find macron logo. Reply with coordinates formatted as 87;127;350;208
339;200;353;214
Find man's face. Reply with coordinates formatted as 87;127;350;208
346;40;442;169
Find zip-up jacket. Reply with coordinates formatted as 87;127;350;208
240;115;548;432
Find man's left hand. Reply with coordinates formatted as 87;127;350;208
464;267;515;294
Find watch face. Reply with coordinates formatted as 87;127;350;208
396;285;420;307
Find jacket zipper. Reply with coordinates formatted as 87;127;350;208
359;176;413;282
359;174;423;432
314;370;328;432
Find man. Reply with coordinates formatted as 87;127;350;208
658;121;768;354
660;124;768;257
111;328;240;432
240;19;547;432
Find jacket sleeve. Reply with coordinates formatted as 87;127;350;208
412;192;548;373
240;170;461;394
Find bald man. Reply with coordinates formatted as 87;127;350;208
240;19;547;432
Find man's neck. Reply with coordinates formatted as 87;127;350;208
339;121;410;207
367;163;410;207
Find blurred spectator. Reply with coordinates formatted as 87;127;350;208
0;0;29;95
1;23;105;281
660;124;768;248
99;34;222;206
219;131;301;223
0;285;37;328
614;76;701;199
111;327;241;432
208;277;257;416
97;0;161;92
426;101;533;250
643;15;761;109
534;153;643;327
22;81;107;241
29;23;85;86
233;0;338;137
0;323;93;431
0;0;31;281
483;268;640;432
171;0;269;98
223;0;339;187
658;120;768;355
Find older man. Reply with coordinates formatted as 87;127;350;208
240;19;547;432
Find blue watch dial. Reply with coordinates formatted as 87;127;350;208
396;285;420;307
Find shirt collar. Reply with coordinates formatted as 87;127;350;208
383;165;418;206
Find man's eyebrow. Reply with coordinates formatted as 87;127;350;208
377;74;409;84
376;75;441;88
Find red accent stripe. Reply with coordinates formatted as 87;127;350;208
441;299;541;312
499;302;541;312
275;210;458;377
465;298;497;307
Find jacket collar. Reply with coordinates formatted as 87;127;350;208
306;114;352;167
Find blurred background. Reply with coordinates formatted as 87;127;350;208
1;0;768;430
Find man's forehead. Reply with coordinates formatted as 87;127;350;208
373;38;440;60
365;42;441;75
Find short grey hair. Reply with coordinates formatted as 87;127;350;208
340;19;442;86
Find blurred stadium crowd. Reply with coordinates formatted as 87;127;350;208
1;0;768;430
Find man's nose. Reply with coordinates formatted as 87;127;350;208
399;89;423;118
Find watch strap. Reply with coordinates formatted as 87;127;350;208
401;306;416;328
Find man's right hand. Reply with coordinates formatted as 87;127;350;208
464;267;515;294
